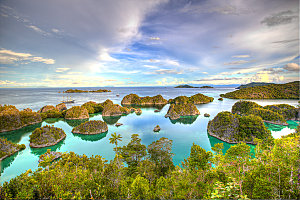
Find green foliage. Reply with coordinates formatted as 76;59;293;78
29;125;66;147
232;100;262;115
72;120;108;134
0;137;26;160
168;93;214;105
64;89;111;93
121;94;168;106
1;133;299;199
165;103;200;120
221;81;299;99
65;106;89;119
264;104;298;120
249;108;287;124
81;101;103;114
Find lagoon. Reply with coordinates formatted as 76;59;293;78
0;87;298;184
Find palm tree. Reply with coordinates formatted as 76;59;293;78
109;132;122;148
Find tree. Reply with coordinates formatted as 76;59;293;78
187;143;213;171
147;137;174;176
109;132;122;149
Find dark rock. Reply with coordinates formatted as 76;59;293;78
153;125;161;132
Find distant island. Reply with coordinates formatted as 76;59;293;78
220;81;299;99
63;89;111;93
175;84;198;88
236;82;274;89
175;85;214;88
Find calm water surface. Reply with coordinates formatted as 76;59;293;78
0;87;299;184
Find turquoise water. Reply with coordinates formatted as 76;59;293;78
0;87;299;184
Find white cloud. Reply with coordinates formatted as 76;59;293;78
224;60;255;65
284;63;299;71
232;55;250;58
149;37;160;40
56;68;71;73
143;65;158;69
145;69;182;75
98;49;119;62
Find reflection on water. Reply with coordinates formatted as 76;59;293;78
169;115;199;125
44;118;63;124
30;139;65;157
264;120;299;132
72;131;108;142
64;119;88;127
123;104;166;110
0;122;42;143
102;116;121;125
0;151;19;174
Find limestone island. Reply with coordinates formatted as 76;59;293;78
221;81;299;99
0;137;26;161
72;120;108;135
175;84;199;88
153;125;161;132
38;103;67;119
121;94;168;106
29;125;66;148
0;105;42;133
236;82;274;89
102;103;131;117
207;111;272;144
63;89;111;93
39;149;62;163
65;106;89;120
200;86;214;88
232;100;299;125
165;103;200;120
168;93;214;105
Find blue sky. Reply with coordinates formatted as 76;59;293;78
0;0;299;87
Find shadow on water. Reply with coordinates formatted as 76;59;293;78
264;120;299;132
102;116;121;125
0;151;19;174
44;118;63;124
64;119;89;128
169;115;199;125
208;134;256;157
72;131;108;142
30;139;65;157
123;104;166;110
0;122;42;143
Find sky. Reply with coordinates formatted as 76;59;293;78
0;0;299;87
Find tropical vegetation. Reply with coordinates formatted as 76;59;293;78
0;137;26;161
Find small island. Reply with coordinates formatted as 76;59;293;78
38;103;67;119
63;89;111;93
0;105;42;133
175;84;199;88
29;125;66;148
0;137;26;161
207;111;272;144
165;103;200;120
72;120;108;135
121;94;168;106
168;93;214;105
200;86;214;88
39;149;62;163
221;81;299;99
102;104;131;116
65;106;89;120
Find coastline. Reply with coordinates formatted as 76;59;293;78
29;134;66;148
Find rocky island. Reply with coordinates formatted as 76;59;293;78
168;93;214;104
165;103;200;120
65;106;89;120
72;120;108;134
200;86;214;88
0;105;42;133
221;81;299;99
63;89;111;93
121;94;168;106
39;149;62;163
236;82;274;89
102;104;131;116
231;100;298;125
38;103;67;119
29;125;66;148
0;137;26;161
207;111;272;144
175;84;199;88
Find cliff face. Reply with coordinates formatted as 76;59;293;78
165;103;200;120
72;120;108;134
207;111;272;144
121;94;167;106
65;106;89;120
0;105;42;133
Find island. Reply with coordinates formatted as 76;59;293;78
81;101;103;114
63;89;111;93
220;81;299;99
236;82;274;89
207;111;272;144
39;149;62;164
0;105;42;133
175;84;199;88
102;103;131;116
121;94;168;106
231;100;298;125
29;125;66;148
0;137;26;161
38;103;67;119
64;106;89;120
72;120;108;134
168;93;214;104
200;86;214;88
165;103;200;120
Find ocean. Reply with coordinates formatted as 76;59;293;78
0;87;299;184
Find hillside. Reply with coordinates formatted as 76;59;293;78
221;81;299;99
236;82;274;89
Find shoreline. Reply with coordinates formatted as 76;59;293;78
207;130;256;145
0;121;42;133
29;134;66;148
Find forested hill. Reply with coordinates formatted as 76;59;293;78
236;82;274;89
221;81;299;99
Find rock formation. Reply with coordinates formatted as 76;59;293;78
72;120;108;135
165;103;200;120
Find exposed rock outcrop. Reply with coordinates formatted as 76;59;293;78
65;106;89;120
38;105;56;113
168;93;214;105
121;94;167;106
153;125;161;132
165;103;200;120
102;104;130;116
72;120;108;135
55;103;67;112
